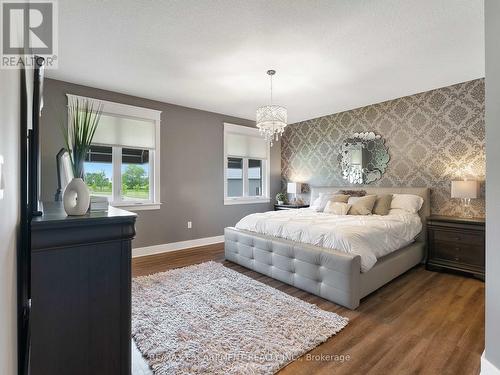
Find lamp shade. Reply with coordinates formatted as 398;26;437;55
287;182;301;195
451;180;478;199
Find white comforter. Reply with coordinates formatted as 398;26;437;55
235;209;422;272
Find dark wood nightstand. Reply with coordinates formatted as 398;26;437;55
426;215;485;280
274;204;309;211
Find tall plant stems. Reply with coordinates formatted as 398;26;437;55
62;98;103;179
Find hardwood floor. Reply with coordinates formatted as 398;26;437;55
132;243;485;375
132;243;225;277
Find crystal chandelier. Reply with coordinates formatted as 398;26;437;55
256;70;287;146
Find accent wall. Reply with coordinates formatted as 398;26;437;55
281;79;485;217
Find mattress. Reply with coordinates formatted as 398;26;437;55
235;208;422;272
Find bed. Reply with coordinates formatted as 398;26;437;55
224;187;430;309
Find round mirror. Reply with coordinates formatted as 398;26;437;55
338;132;390;184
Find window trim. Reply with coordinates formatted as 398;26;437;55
67;94;162;211
223;123;270;205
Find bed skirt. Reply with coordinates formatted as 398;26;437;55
224;227;425;309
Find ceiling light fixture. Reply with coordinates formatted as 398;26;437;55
256;69;287;146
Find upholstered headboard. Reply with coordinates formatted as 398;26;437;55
310;186;431;242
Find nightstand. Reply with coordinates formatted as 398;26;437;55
274;204;309;211
426;215;485;280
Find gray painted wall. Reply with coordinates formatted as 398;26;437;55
0;70;20;374
40;79;281;248
485;0;500;370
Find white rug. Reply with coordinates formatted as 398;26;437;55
132;261;348;375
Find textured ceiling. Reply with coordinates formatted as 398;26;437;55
47;0;484;123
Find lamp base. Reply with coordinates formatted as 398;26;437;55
461;198;473;218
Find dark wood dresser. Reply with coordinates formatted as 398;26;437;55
426;215;485;280
30;203;137;375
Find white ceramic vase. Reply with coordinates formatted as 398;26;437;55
63;177;90;216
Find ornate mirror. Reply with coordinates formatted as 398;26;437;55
338;132;390;184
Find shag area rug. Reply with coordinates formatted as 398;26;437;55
132;261;348;374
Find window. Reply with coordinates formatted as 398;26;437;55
224;123;270;204
69;94;161;210
121;148;150;202
84;145;113;199
248;159;263;196
227;157;243;197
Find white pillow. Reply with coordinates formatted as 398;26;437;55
310;196;322;211
324;201;351;215
390;194;424;213
310;192;340;211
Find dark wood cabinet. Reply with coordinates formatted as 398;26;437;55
274;204;310;211
426;215;485;280
30;203;137;375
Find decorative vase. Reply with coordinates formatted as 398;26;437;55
63;178;90;216
278;200;284;205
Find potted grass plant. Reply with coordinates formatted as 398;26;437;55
276;192;287;205
61;97;103;215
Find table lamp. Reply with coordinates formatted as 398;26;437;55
451;180;478;218
287;182;302;205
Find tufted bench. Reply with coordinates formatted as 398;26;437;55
225;227;362;309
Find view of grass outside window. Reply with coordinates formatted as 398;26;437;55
121;148;150;201
84;145;113;199
84;146;150;202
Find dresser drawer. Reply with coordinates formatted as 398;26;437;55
432;240;485;267
431;228;484;246
426;216;485;279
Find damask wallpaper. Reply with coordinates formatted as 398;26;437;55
281;79;485;217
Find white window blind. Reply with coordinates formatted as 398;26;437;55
225;132;267;159
92;114;156;149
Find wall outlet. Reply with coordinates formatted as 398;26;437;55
187;221;192;229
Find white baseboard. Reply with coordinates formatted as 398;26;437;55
132;235;225;258
482;352;500;375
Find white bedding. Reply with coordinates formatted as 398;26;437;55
235;208;422;272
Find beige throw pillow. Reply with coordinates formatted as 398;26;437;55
310;191;341;211
372;194;393;215
348;195;377;215
327;194;350;203
324;201;351;215
315;195;349;212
